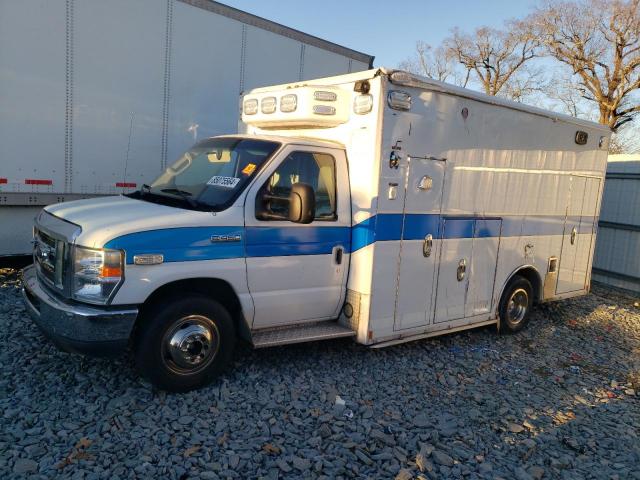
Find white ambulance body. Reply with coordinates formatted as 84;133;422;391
241;69;609;343
22;69;610;391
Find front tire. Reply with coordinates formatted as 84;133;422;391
498;276;533;333
134;295;235;392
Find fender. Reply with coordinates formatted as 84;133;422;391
495;264;543;317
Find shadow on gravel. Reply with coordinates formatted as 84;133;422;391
1;268;639;480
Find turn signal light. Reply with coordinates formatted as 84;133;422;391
101;266;123;278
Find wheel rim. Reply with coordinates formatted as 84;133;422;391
161;315;220;374
507;288;529;325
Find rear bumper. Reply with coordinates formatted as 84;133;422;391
21;265;138;356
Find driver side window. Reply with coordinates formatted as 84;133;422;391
258;151;337;221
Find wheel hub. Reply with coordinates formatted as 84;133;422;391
507;288;529;324
166;318;216;370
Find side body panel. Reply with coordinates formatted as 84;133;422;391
0;0;67;194
362;77;608;344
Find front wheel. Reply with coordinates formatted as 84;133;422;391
498;276;533;333
134;295;235;392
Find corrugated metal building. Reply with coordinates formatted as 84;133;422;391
592;155;640;292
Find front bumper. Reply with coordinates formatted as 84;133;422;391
21;265;138;356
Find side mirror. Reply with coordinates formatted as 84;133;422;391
288;183;315;224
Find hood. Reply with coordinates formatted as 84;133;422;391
45;195;241;248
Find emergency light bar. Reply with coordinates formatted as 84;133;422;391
241;86;350;128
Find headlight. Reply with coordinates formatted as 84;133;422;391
72;246;124;304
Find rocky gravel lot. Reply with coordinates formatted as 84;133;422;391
1;268;640;480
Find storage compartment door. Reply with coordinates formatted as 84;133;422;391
393;157;445;330
466;219;502;317
572;177;601;290
557;176;593;294
434;219;474;323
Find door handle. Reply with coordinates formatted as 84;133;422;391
423;234;433;257
457;258;467;281
570;226;577;245
418;175;433;191
333;246;344;265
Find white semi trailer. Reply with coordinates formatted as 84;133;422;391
0;0;372;257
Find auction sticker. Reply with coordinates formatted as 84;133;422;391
207;176;240;188
241;163;256;175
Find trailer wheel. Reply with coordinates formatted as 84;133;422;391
134;295;235;392
498;276;533;333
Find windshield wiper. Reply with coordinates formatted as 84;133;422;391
160;188;201;209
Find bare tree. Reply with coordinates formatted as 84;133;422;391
501;63;549;103
533;0;640;131
398;41;470;86
545;73;599;118
609;124;640;152
444;22;539;98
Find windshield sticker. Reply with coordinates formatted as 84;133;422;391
241;163;257;176
207;176;241;188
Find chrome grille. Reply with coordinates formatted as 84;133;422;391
34;228;65;289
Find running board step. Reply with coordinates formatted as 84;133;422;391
252;321;355;348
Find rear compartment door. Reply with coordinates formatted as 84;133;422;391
393;156;446;330
556;175;600;294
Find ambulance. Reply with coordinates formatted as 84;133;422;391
22;69;610;391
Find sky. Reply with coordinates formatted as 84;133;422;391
221;0;538;67
221;0;639;150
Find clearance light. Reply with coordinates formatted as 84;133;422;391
313;105;336;115
243;98;258;115
261;96;277;114
314;90;337;101
388;90;412;111
280;94;297;112
354;94;373;114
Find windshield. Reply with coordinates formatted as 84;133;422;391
143;137;280;211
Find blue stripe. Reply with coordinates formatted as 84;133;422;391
351;216;378;252
104;227;244;264
351;214;597;250
375;214;404;241
402;214;441;240
104;214;598;264
475;219;502;238
442;218;475;239
245;226;350;257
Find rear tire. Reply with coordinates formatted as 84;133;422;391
498;276;533;333
134;295;235;392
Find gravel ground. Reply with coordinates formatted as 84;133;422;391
1;268;640;480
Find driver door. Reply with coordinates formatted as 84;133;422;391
244;145;351;329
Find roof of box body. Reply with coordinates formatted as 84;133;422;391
246;68;611;134
178;0;374;67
